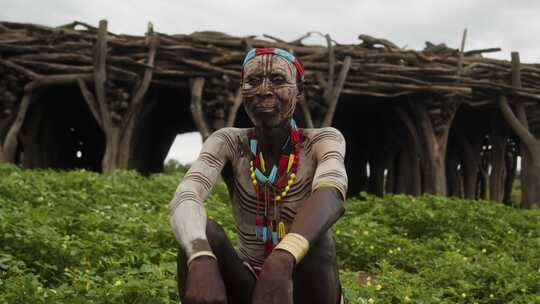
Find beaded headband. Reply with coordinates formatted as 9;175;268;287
242;48;305;81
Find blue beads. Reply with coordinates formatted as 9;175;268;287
268;166;277;183
254;168;268;184
262;227;268;242
250;139;258;155
290;118;298;129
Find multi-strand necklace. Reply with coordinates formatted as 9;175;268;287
249;119;300;254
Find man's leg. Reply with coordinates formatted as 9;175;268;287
293;230;341;304
177;219;256;304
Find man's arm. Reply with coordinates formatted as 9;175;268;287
281;127;347;260
169;129;235;304
169;129;231;257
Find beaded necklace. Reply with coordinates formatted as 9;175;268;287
249;119;300;254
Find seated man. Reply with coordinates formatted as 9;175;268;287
169;48;348;304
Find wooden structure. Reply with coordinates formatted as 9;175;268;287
1;20;539;208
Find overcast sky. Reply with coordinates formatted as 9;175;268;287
3;0;540;62
3;0;539;163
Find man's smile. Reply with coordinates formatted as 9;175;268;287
253;99;279;112
254;106;277;113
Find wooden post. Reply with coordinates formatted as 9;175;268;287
1;92;35;163
498;52;540;208
368;151;386;197
409;99;450;196
503;141;518;206
190;77;212;140
225;88;243;127
446;146;462;197
457;131;482;199
298;98;315;129
385;151;396;194
321;56;351;127
119;30;159;169
489;114;507;202
76;20;160;173
395;106;423;195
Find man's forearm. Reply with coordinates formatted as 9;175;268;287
288;187;344;244
169;200;211;256
274;187;344;264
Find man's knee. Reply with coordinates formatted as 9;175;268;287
206;219;228;251
293;231;340;304
297;231;337;269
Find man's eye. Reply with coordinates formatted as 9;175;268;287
272;77;285;84
247;78;261;86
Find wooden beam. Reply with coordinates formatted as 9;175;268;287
225;87;243;127
93;19;110;127
0;59;40;79
499;95;539;163
299;97;315;128
123;33;159;130
511;52;522;88
325;33;335;97
322;56;351;127
2;92;35;162
24;74;93;92
77;78;103;130
457;28;467;77
189;77;212;140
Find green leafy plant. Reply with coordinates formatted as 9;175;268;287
0;164;538;303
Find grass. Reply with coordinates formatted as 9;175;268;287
0;164;539;303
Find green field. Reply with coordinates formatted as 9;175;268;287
0;164;539;303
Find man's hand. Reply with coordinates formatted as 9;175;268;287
184;256;227;304
252;250;295;304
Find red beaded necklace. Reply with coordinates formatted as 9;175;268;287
249;119;300;254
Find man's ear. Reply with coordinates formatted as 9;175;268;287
296;79;304;97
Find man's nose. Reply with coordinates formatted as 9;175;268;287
256;78;274;97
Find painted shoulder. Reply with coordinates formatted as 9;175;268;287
302;127;346;153
207;127;251;159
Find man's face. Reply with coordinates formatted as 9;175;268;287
242;54;299;128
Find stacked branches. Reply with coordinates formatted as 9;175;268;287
1;21;540;105
1;21;540;207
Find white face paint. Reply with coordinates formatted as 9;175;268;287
242;54;300;128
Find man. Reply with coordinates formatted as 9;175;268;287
169;48;348;304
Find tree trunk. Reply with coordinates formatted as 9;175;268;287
358;155;369;194
385;152;396;194
462;152;480;199
190;77;211;140
410;148;422;196
489;117;507;202
1;92;35;163
520;149;540;208
446;147;462;197
526;164;540;209
503;145;518;206
395;149;408;194
477;152;490;200
76;20;157;173
411;100;453;196
497;52;540;208
368;152;386;197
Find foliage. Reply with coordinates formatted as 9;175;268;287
162;160;190;175
0;164;539;303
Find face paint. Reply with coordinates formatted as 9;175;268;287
242;54;300;128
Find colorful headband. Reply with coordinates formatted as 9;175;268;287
243;48;305;81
